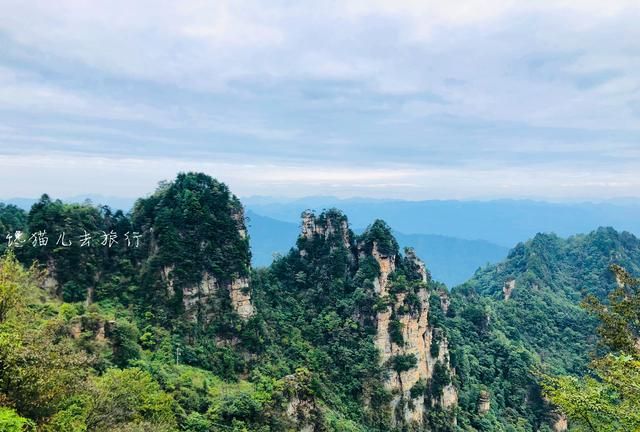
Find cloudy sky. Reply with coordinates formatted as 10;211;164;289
1;0;639;200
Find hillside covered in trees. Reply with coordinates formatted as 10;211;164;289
1;172;639;432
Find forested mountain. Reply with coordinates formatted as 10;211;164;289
442;228;640;430
246;210;508;286
0;173;638;431
2;202;508;287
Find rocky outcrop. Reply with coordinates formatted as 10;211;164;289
154;204;253;323
300;210;352;255
69;316;116;343
295;213;458;427
282;369;321;432
161;265;175;297
227;207;254;319
181;271;218;321
405;248;428;284
301;210;318;241
376;287;430;422
371;241;396;295
503;279;515;300
441;383;458;409
162;268;254;323
135;173;254;325
232;206;248;240
550;411;568;432
369;240;457;426
478;390;490;414
229;277;255;319
439;289;450;314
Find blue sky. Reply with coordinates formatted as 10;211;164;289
1;1;639;200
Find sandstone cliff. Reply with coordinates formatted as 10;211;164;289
297;212;458;428
368;242;458;425
158;205;254;323
134;172;254;325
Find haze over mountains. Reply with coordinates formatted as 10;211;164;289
5;194;640;287
246;210;508;286
244;196;640;247
246;196;640;285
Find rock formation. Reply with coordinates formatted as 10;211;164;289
300;210;352;254
503;278;515;300
550;411;568;432
295;211;458;428
478;390;490;414
229;276;254;319
137;173;255;324
362;224;458;426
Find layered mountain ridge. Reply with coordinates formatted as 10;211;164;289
1;172;638;431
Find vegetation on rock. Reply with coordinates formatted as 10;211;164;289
1;172;639;431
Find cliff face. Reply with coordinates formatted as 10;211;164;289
159;203;254;323
297;212;457;427
299;210;352;256
134;172;254;325
367;240;457;425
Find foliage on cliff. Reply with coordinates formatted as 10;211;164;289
1;173;639;431
132;172;251;304
251;211;394;429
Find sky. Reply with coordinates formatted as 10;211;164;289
1;0;639;201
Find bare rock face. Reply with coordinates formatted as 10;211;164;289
156;207;254;323
165;271;254;323
441;383;458;409
161;265;175;297
300;210;352;256
181;271;218;321
550;411;568;432
439;289;450;314
478;390;490;414
503;279;515;300
301;210;317;241
371;241;398;378
371;241;396;295
229;277;255;319
370;243;457;426
227;206;254;319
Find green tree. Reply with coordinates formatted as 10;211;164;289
0;251;33;322
0;407;34;431
86;368;177;431
543;265;640;431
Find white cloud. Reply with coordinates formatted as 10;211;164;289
0;1;639;199
1;153;638;201
2;0;637;95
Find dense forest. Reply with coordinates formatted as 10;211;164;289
1;172;639;431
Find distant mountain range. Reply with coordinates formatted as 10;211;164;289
243;196;640;246
6;194;640;287
246;210;508;286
